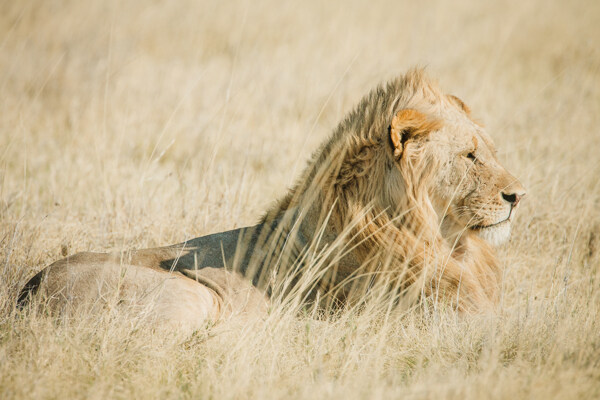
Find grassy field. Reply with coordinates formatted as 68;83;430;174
1;0;600;398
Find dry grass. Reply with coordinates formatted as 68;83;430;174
1;0;600;398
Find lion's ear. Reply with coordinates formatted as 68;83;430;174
389;109;441;159
447;94;472;116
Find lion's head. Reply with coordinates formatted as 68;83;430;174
387;79;526;247
266;69;526;310
273;68;527;253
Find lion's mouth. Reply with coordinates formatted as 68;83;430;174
468;216;513;246
469;218;510;231
469;204;517;231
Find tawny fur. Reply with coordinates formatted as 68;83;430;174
18;69;525;328
262;69;525;311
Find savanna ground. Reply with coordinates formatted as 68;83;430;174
1;0;600;398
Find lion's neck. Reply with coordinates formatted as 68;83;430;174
440;216;469;251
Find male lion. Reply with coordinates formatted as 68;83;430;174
18;69;525;328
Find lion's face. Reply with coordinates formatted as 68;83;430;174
391;97;526;246
430;98;526;245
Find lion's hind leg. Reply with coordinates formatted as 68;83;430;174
18;254;222;331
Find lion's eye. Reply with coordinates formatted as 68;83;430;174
466;152;476;162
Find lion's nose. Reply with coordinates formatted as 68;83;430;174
502;190;525;207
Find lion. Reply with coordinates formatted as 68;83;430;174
18;69;525;329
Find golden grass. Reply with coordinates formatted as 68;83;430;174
1;0;600;398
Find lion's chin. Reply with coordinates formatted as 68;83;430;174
471;220;511;246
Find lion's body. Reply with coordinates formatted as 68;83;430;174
20;225;272;328
19;69;525;328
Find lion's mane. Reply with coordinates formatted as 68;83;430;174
260;69;500;312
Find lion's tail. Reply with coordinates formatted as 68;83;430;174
16;269;44;309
